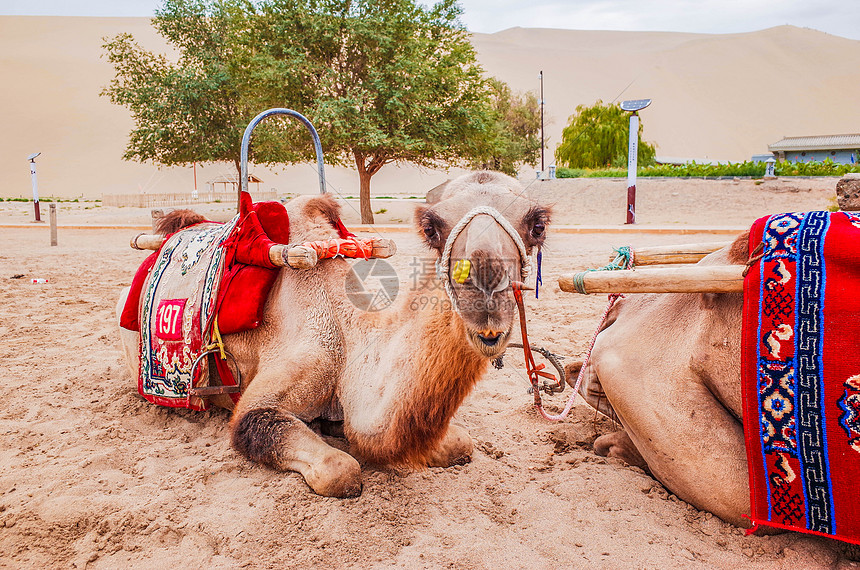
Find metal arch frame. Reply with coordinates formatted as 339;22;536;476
239;108;327;211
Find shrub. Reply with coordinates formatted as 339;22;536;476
556;159;860;178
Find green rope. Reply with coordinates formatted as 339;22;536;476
571;246;634;294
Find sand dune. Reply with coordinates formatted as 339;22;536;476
2;16;859;199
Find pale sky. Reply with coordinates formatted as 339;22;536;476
1;0;858;40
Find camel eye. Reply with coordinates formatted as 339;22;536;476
424;224;438;241
531;221;545;238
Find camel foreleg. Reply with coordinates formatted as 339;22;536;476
425;423;473;467
231;407;362;498
594;430;648;468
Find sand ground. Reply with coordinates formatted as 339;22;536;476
1;177;857;568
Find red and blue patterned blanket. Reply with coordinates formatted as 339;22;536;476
139;218;237;411
124;192;293;410
742;211;860;545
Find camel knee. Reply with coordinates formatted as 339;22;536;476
594;430;647;468
427;424;473;467
564;360;583;388
231;407;362;498
232;407;300;468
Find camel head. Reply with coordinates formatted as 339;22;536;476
416;171;551;358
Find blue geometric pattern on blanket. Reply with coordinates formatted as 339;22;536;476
759;360;797;455
763;212;802;258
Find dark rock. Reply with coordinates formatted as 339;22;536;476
836;175;860;211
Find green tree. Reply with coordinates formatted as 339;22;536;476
102;0;248;172
232;0;503;223
555;100;656;169
105;0;531;223
469;79;540;176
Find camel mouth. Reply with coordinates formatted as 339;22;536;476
468;329;510;358
476;332;502;346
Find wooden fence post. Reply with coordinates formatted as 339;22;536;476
49;203;57;246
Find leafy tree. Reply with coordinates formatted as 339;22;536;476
232;0;506;222
468;79;540;176
104;0;534;223
555;100;656;169
102;0;248;172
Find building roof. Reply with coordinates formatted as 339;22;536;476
207;174;264;184
768;134;860;152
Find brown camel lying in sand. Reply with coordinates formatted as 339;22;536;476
572;235;754;526
119;171;551;497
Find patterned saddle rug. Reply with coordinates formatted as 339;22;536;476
742;211;860;545
138;218;238;411
122;192;358;411
122;191;298;410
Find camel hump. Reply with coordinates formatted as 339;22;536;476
155;209;208;235
301;193;342;224
727;231;751;265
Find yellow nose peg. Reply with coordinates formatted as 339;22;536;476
452;259;471;284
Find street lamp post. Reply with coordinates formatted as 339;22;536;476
28;152;42;222
620;99;651;224
539;70;545;177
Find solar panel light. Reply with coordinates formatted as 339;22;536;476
620;100;651;224
621;99;651;112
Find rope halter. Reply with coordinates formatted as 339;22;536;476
435;206;532;311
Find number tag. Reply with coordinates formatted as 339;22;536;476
155;299;187;341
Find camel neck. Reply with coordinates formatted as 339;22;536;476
343;288;488;465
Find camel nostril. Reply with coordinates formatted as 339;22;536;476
477;332;502;346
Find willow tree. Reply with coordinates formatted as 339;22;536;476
555;100;656;169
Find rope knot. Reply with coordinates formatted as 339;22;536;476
571;245;634;294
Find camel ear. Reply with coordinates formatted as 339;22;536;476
522;205;552;250
415;205;446;251
425;180;450;205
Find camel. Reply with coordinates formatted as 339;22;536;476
571;235;755;526
118;171;551;497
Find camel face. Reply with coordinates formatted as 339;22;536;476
417;171;550;358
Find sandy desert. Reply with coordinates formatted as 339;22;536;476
2;17;860;201
2;176;860;568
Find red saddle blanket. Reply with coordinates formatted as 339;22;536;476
742;211;860;545
137;219;236;410
121;193;292;410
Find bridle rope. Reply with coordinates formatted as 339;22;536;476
433;205;577;419
436;206;532;311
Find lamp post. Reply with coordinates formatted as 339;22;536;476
539;70;545;177
620;99;651;224
28;152;42;222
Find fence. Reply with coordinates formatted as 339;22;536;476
101;190;279;208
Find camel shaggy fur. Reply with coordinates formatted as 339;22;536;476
118;171;550;497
